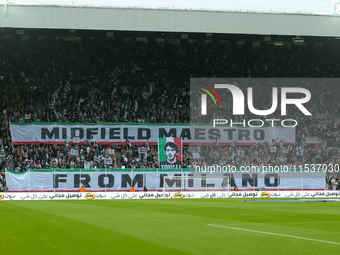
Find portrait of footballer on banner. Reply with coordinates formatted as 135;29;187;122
158;137;182;169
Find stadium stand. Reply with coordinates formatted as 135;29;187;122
0;34;339;190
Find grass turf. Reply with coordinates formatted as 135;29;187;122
1;198;340;255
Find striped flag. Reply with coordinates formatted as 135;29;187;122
53;110;61;119
216;133;221;146
64;82;71;92
250;141;261;149
129;62;141;74
268;137;279;148
110;67;122;84
126;137;132;147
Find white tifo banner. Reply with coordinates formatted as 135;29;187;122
10;123;295;145
0;191;339;201
6;170;324;192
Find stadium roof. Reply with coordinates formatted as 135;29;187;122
1;0;340;37
0;0;338;15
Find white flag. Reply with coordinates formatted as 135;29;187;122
70;149;78;156
135;100;138;112
104;158;112;165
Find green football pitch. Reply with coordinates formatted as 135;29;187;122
1;198;340;255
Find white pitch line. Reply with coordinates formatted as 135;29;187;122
207;224;340;246
216;221;340;226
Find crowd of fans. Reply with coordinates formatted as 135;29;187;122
191;144;339;168
12;144;118;170
0;149;8;192
9;143;191;171
1;38;340;127
0;34;339;191
191;143;340;189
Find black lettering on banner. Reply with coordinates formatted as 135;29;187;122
41;127;59;139
101;128;106;139
194;129;205;140
264;174;279;187
180;128;191;140
238;130;250;140
223;129;236;140
159;174;181;188
123;128;135;140
242;174;258;187
254;130;265;140
98;174;114;188
71;128;84;139
138;128;151;139
201;174;215;187
62;128;67;139
223;173;236;187
53;174;67;188
109;128;120;139
87;128;98;139
159;128;177;138
121;174;143;188
208;129;221;140
74;174;91;188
